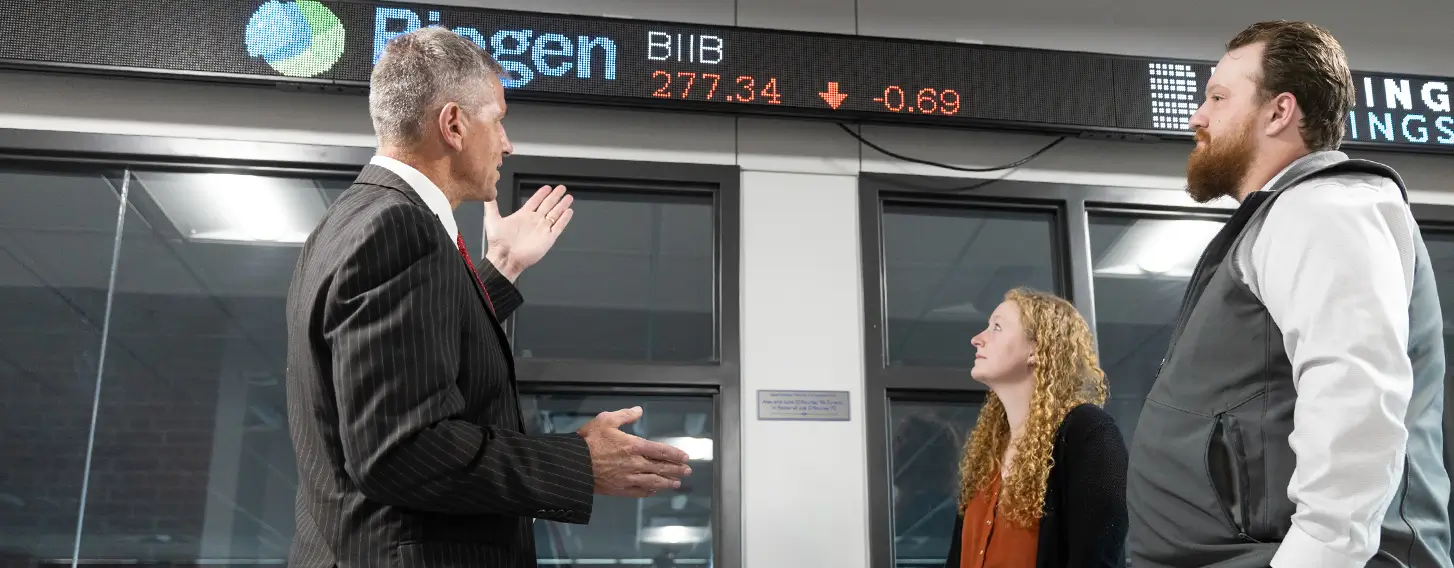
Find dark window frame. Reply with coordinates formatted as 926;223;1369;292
876;196;1067;372
862;170;1454;568
0;128;742;568
497;155;741;384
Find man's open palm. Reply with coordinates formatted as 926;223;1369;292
483;184;574;275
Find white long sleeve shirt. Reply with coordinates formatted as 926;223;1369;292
1234;154;1418;568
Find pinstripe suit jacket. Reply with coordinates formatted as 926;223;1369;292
284;164;596;568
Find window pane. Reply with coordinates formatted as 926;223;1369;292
0;165;126;562
882;204;1059;367
75;171;350;562
889;399;981;567
1088;213;1224;442
522;392;716;565
512;189;715;363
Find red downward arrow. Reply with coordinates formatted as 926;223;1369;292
819;82;848;109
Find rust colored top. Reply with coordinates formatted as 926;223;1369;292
959;471;1040;568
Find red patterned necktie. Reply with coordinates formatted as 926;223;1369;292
455;233;496;316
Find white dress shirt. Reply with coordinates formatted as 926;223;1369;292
370;155;460;241
1234;153;1418;568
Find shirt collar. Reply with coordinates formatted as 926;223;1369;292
369;155;459;240
1254;150;1343;195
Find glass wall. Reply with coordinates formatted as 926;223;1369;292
887;397;982;566
0;148;738;567
873;196;1065;567
512;188;716;363
0;165;130;563
1086;211;1226;442
880;203;1060;368
524;391;717;565
0;166;330;563
501;170;733;566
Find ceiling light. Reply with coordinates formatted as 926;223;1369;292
1095;218;1222;278
657;436;713;461
138;172;329;245
926;300;982;319
641;524;710;544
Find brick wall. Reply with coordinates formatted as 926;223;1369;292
0;291;108;560
0;289;225;562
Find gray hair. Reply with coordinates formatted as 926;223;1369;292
368;27;505;147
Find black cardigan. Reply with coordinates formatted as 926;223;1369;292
944;403;1129;568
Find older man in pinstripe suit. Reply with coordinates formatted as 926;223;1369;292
284;27;693;568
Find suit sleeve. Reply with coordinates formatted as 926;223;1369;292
476;258;524;322
322;203;595;522
1063;417;1129;568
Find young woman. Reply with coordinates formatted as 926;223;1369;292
944;288;1128;568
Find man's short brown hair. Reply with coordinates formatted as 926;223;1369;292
1226;21;1355;151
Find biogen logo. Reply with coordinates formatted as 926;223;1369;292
373;7;618;89
245;0;346;78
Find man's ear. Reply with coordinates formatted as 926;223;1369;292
438;102;467;152
1264;92;1300;138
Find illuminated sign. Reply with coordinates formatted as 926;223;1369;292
369;8;620;89
1148;63;1199;131
0;0;1450;155
1138;63;1454;148
245;0;345;78
1349;76;1454;145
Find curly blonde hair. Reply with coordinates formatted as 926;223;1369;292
955;287;1107;527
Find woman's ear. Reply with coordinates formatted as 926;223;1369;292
1027;354;1037;367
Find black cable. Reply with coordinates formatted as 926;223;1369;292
1398;455;1416;563
836;122;1068;192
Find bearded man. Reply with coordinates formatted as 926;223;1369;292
1124;20;1452;568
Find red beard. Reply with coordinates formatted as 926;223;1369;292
1186;117;1256;203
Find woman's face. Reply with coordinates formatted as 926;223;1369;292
969;300;1036;385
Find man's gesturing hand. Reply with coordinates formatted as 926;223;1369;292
577;406;693;498
482;184;573;282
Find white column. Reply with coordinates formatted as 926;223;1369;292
739;169;869;568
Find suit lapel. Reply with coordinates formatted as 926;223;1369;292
454;254;518;363
356;165;521;394
454;256;526;433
